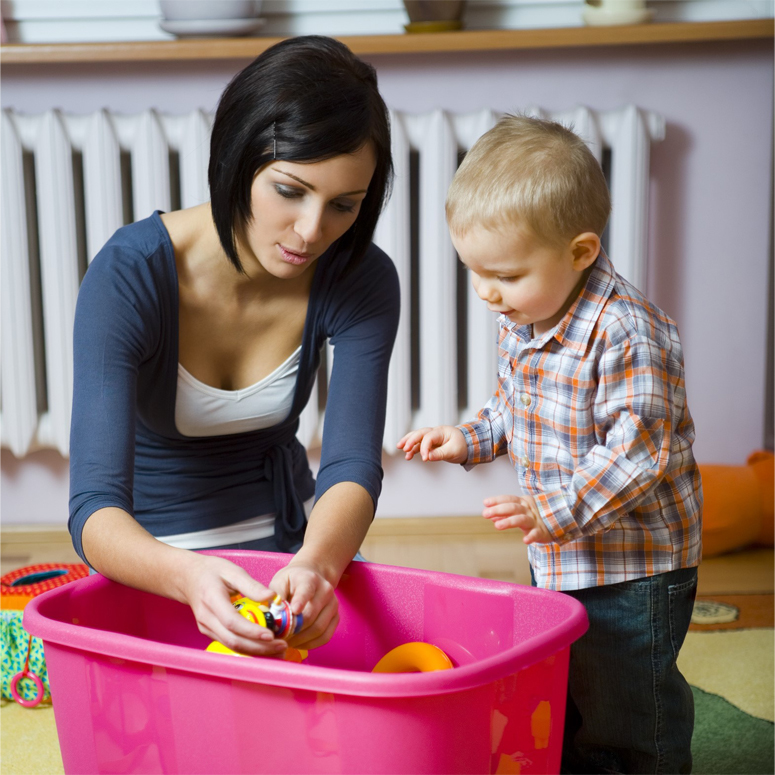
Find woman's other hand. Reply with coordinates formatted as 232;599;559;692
270;561;339;650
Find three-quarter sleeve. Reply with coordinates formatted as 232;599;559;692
314;245;400;510
68;245;160;563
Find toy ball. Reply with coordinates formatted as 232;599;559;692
206;594;304;659
372;642;454;673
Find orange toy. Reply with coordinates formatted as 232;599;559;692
699;450;774;558
372;642;454;673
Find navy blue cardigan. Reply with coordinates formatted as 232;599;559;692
69;212;399;561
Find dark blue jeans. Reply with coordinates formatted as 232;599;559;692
533;567;698;774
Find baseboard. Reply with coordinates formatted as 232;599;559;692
2;524;72;543
1;517;503;541
368;516;513;536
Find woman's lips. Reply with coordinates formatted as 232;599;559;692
278;245;312;266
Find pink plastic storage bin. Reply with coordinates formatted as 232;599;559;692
24;550;587;775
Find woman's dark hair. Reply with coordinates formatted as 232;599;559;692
208;35;393;273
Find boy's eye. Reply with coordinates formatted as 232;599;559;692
498;276;519;283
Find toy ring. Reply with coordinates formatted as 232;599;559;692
10;670;45;708
372;642;454;673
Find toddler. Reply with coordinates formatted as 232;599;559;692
398;115;702;774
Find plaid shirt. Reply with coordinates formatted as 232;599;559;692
459;252;702;591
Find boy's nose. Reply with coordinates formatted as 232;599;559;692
476;278;500;304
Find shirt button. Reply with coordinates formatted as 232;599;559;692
520;455;530;469
520;393;531;407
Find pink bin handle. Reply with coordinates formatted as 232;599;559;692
10;670;45;708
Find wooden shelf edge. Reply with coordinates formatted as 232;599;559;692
1;19;772;65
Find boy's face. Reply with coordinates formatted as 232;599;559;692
451;223;599;336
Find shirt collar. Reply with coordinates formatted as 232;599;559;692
501;250;617;352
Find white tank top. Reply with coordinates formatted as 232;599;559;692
175;346;302;437
163;346;306;549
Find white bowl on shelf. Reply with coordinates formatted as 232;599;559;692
159;1;262;21
158;0;264;38
159;17;265;38
582;0;653;26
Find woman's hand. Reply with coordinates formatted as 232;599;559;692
269;560;339;650
178;552;290;657
396;425;468;464
482;494;553;544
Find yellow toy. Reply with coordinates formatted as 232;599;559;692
206;594;306;661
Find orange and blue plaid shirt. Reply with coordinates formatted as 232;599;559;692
458;252;702;591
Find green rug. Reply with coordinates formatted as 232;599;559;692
692;686;774;775
684;593;774;775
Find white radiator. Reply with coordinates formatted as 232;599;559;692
1;106;664;458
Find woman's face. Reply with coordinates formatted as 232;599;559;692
240;143;377;279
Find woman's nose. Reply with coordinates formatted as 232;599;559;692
295;205;324;245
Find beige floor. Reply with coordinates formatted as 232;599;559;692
2;520;774;594
695;546;774;594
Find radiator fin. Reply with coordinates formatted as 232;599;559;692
0;106;664;457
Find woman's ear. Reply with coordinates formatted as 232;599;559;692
570;232;601;271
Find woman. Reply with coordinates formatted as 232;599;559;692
68;36;398;658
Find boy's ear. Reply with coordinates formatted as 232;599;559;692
570;232;601;271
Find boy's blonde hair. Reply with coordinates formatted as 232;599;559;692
446;114;611;246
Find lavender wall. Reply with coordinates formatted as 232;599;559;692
1;39;772;524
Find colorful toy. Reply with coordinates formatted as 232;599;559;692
700;450;774;557
372;642;454;673
206;594;305;659
1;563;89;610
1;610;49;707
1;563;89;708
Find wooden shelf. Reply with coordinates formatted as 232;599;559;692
1;19;771;65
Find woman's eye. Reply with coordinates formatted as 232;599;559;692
331;200;357;214
275;185;302;199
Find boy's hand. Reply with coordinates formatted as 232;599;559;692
396;426;468;464
483;494;553;544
